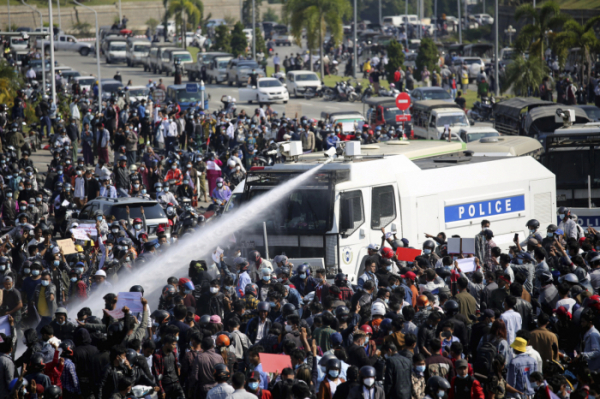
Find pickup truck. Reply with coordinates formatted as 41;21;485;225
184;51;232;81
36;34;92;56
161;49;193;76
273;33;293;46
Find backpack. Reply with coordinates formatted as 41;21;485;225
35;104;42;118
473;339;498;376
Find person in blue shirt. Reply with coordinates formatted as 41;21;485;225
247;345;269;390
137;99;146;119
324;130;340;150
580;308;600;371
236;260;252;298
507;337;538;396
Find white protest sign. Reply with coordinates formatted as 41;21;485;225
71;229;91;241
457;258;477;273
79;223;98;237
212;247;224;264
0;315;11;336
116;292;143;314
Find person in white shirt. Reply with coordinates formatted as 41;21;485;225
500;295;522;345
73;168;86;208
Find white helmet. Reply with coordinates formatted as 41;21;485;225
227;159;236;168
371;302;386;316
130;164;137;172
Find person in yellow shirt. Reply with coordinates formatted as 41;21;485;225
34;272;57;333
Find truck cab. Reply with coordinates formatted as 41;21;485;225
101;37;127;64
126;40;150;67
206;56;233;84
162;49;193;76
411;100;469;140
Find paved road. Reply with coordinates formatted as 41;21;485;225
52;47;366;120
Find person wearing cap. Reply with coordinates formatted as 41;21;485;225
1;275;22;324
114;155;131;198
419;269;445;305
557;207;578;240
347;330;379;369
48;307;76;341
448;358;483;399
507;336;538;396
474;220;491;265
92;269;113;295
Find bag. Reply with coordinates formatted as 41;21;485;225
394;71;401;82
35;104;42;118
473;339;498;376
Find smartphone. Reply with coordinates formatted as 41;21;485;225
442;331;451;339
514;233;519;241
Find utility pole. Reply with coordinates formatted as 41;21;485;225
48;0;56;103
379;0;382;25
118;0;122;28
458;0;462;44
434;0;437;41
73;0;101;111
56;0;61;31
7;0;10;31
21;1;45;91
252;0;256;60
353;0;357;78
405;0;408;51
494;0;499;96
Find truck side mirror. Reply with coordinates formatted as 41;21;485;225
340;198;354;232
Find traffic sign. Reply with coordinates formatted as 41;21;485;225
186;83;198;93
153;89;166;104
395;92;411;111
396;114;412;122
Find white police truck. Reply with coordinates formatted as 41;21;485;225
233;141;556;282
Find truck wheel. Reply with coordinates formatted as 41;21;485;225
283;100;288;104
80;48;90;56
228;79;233;86
106;57;111;64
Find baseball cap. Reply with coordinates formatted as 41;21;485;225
367;243;380;251
401;271;416;281
478;309;495;321
330;332;343;346
498;273;511;283
455;359;468;369
210;315;222;324
556;229;564;236
527;238;539;245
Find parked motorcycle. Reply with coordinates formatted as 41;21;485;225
468;96;495;122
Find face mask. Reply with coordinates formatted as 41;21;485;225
488;322;493;327
299;273;306;279
134;184;140;189
187;164;192;169
164;187;169;192
23;268;30;274
329;370;340;378
36;198;42;203
32;270;40;276
364;339;369;347
386;266;392;272
112;229;119;234
424;249;431;254
457;374;468;379
185;289;192;294
263;275;270;281
415;365;426;373
285;324;293;333
142;189;147;195
363;378;375;387
6;193;11;198
384;298;389;304
438;391;445;398
53;260;60;267
547;232;554;238
217;183;223;188
210;287;219;294
41;280;49;286
76;268;83;274
71;277;77;282
559;214;565;219
517;259;523;265
268;301;276;308
134;224;142;230
171;165;176;170
248;382;259;391
125;257;131;262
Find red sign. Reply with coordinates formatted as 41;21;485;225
259;354;292;373
396;247;422;262
395;92;411;111
396;114;412;122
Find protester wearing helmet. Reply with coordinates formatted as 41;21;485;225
289;263;319;297
211;177;232;205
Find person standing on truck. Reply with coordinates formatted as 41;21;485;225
557;207;578;240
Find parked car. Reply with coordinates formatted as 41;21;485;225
36;34;92;56
9;37;28;53
473;13;494;25
143;43;175;73
453;56;485;81
74;75;96;93
76;197;169;239
126;86;150;103
206;56;234;84
285;71;321;98
184;51;232;82
100;79;124;100
101;37;128;63
238;77;289;104
126;39;151;67
410;87;453;103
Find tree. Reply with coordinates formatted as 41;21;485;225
242;0;263;27
230;22;248;57
284;0;350;79
514;1;569;60
415;37;439;81
212;24;231;53
167;0;202;49
504;55;547;96
555;16;600;86
263;7;280;23
384;39;405;84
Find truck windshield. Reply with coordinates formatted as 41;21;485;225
176;89;202;102
129;88;149;96
437;114;469;127
295;74;319;82
78;78;95;86
383;106;404;124
110;43;126;51
545;149;598;188
110;203;166;220
133;45;150;52
174;53;192;62
466;132;499;142
247;188;332;233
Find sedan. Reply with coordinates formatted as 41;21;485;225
238;77;289;104
410;87;453;103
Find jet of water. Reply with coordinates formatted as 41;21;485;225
74;161;329;315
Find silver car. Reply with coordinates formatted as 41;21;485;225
226;59;265;87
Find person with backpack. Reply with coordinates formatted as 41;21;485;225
425;339;455;383
448;359;484;399
486;354;524;399
476;319;511;370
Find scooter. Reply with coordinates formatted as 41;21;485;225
468;96;495;122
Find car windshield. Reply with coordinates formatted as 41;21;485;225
437;114;469;127
239;62;259;69
422;89;451;100
30;60;51;68
216;59;230;68
78;78;95;86
176;89;202;102
133;45;150;52
295;74;319;82
103;83;123;93
258;80;282;88
383;106;404;124
11;38;26;44
462;58;482;65
224;193;242;213
109;43;126;51
465;132;499;142
129;88;149;96
110;203;166;220
502;50;515;60
174;53;192;62
584;107;600;121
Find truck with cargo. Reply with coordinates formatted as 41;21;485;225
126;39;151;67
185;51;233;81
231;141;556;281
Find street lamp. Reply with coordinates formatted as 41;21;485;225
252;0;256;60
505;25;516;45
20;0;46;92
353;0;357;78
56;0;61;31
494;0;498;96
48;0;57;103
73;0;102;112
457;0;462;44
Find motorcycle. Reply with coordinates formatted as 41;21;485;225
325;80;359;102
468;96;495;122
253;141;279;166
378;83;400;97
219;95;237;116
361;84;374;102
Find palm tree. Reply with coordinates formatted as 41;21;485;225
514;1;569;60
168;0;202;49
284;0;350;79
504;55;547;96
555;16;600;86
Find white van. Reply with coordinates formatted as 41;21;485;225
411;100;470;140
126;40;151;67
382;16;404;27
286;71;322;97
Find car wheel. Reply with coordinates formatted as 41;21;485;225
228;79;233;86
294;89;298;98
80;48;90;56
283;100;288;104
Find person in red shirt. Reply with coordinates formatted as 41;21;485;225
246;371;272;399
449;359;484;399
164;160;183;186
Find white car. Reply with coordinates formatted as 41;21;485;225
285;71;322;97
238;77;289;104
473;13;494;25
74;75;96;93
125;85;150;103
9;37;28;52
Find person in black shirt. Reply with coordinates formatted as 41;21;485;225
455;90;466;110
248;69;260;87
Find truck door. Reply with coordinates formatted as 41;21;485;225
369;184;401;248
428;114;437;140
338;189;369;282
